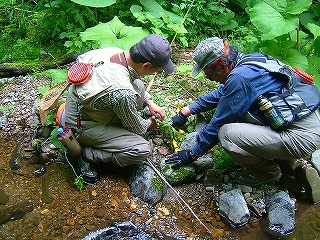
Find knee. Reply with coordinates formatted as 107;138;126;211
218;124;235;151
113;141;151;166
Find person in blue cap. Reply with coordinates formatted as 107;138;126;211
166;36;320;203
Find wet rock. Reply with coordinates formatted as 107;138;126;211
203;168;223;187
311;149;320;174
279;172;303;194
180;132;197;150
82;221;153;240
260;191;296;238
218;189;250;228
193;153;214;172
0;201;34;224
9;142;23;170
160;158;196;185
127;163;167;206
246;198;266;218
294;165;320;203
0;114;8;129
236;185;252;194
32;165;46;177
195;113;207;133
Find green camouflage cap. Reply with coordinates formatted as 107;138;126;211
192;37;226;77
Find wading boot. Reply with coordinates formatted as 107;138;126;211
65;152;100;184
294;163;320;204
235;160;282;186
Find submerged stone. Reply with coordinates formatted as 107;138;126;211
0;201;34;224
82;221;154;240
127;163;167;206
260;191;296;238
218;189;250;228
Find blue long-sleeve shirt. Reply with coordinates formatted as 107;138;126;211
189;53;286;157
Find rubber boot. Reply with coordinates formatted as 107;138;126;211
235;160;282;186
277;159;305;176
278;159;320;203
294;164;320;204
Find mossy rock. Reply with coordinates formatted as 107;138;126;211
212;145;237;172
162;163;196;186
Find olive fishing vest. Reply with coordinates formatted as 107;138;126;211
236;53;320;126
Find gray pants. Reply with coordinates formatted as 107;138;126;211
218;109;320;167
75;79;150;167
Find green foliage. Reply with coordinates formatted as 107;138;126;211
162;164;196;185
38;69;68;97
130;0;188;46
171;0;239;45
245;0;320;87
151;175;165;191
71;0;116;8
212;145;236;172
0;0;97;63
31;139;43;151
74;176;84;191
246;0;309;41
44;110;58;126
59;24;89;54
0;104;15;112
159;120;186;144
49;126;67;151
80;16;149;50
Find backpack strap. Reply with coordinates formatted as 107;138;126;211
235;55;267;67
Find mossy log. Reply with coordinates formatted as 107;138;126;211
0;54;79;78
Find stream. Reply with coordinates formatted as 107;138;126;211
0;138;320;240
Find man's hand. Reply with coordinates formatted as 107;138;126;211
165;150;197;168
171;111;188;130
146;100;165;121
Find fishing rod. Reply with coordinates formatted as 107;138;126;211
145;157;213;236
146;140;213;236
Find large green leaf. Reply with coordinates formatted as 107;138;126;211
307;23;320;39
71;0;116;8
281;48;308;69
286;0;312;15
247;1;299;40
260;37;307;68
80;16;149;50
307;55;320;89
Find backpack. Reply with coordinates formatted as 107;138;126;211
236;53;320;127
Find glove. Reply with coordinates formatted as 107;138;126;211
171;111;188;130
165;150;195;168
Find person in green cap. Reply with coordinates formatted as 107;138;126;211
166;36;320;203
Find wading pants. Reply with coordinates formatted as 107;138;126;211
74;79;150;167
218;109;320;169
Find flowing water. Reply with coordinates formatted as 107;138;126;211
0;138;319;240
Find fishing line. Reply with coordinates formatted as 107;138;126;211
146;140;213;236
